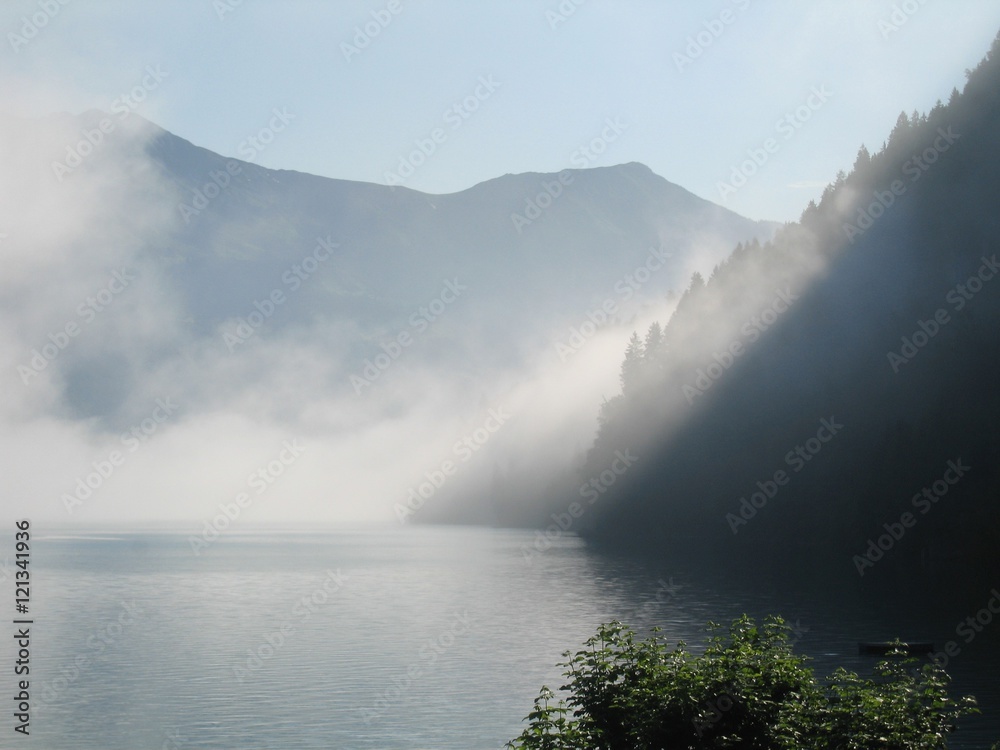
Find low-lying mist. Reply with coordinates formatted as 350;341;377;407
1;106;784;532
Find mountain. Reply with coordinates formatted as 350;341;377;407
32;113;776;420
0;111;775;524
151;129;775;338
532;32;1000;584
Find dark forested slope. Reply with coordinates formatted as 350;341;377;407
569;33;1000;582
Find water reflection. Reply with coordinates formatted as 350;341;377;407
4;527;996;749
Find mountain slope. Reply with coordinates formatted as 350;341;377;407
551;32;1000;583
0;110;777;525
147;128;775;336
36;114;776;420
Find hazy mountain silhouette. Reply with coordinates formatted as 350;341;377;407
145;125;774;334
24;112;775;422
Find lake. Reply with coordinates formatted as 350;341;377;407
7;526;999;748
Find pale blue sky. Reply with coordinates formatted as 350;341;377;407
2;0;999;221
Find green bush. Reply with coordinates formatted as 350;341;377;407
506;616;981;750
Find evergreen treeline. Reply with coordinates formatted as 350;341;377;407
570;32;1000;580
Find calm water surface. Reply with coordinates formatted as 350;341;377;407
6;527;998;748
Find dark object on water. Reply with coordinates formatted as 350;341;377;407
858;641;934;656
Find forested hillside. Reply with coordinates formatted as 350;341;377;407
569;33;1000;582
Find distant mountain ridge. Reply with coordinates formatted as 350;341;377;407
144;127;777;336
12;109;777;421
